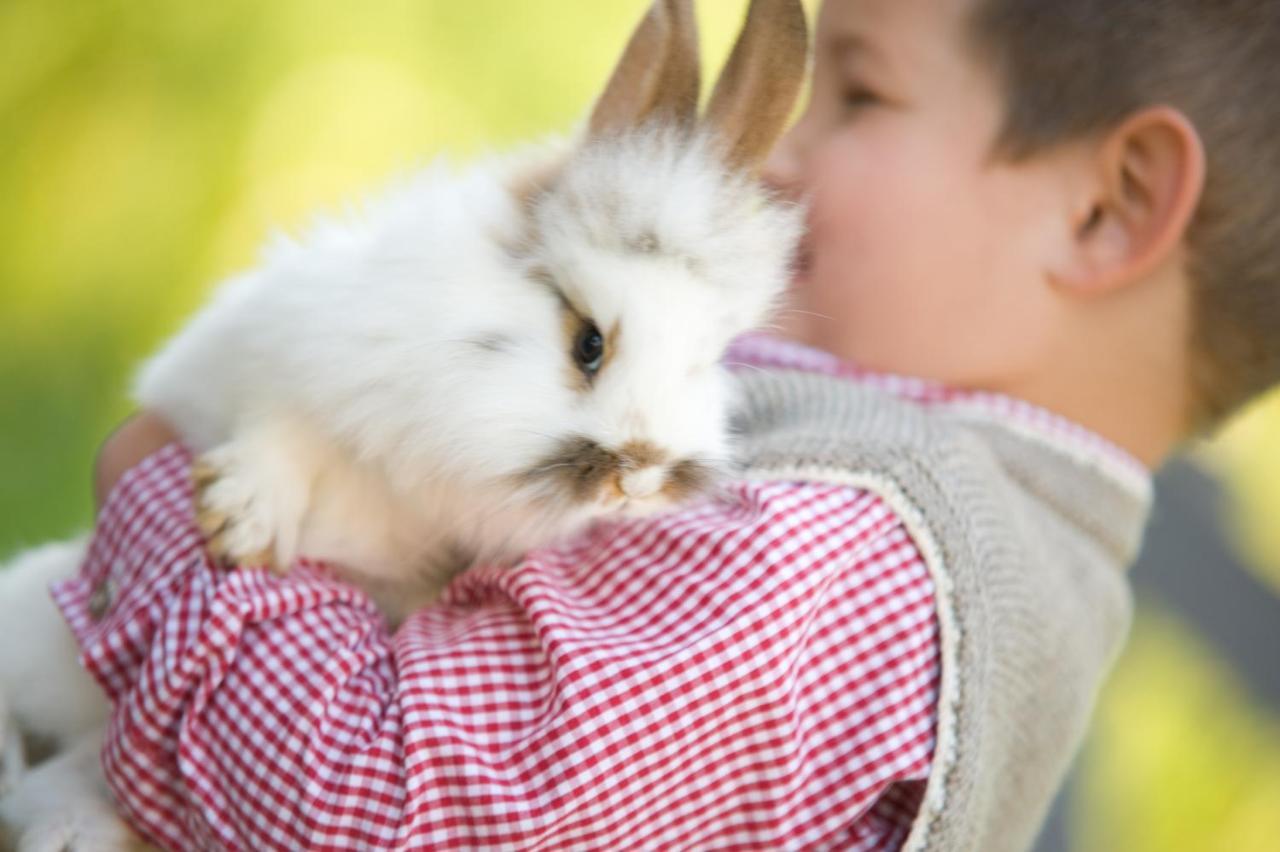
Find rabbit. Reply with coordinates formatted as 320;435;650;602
0;0;809;848
130;0;808;626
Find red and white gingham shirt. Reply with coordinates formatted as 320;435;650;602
56;336;1081;852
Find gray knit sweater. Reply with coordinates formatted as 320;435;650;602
731;367;1152;852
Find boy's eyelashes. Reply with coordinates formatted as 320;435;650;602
842;85;880;111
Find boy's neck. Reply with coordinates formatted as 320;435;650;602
992;272;1191;470
996;371;1183;470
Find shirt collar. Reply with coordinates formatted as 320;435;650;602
726;333;1153;501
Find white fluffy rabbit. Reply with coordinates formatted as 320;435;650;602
133;1;806;624
0;0;808;848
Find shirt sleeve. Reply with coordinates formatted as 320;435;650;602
53;443;939;852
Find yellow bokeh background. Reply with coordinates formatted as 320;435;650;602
1;1;1277;848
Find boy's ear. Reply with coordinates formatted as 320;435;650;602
1053;106;1206;297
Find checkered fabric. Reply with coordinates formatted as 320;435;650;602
54;446;939;851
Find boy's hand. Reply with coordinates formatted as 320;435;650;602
94;412;181;508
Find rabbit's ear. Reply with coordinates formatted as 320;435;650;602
589;0;700;138
703;0;808;174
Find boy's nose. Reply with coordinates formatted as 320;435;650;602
761;125;805;200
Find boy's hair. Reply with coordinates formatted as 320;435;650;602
967;0;1280;430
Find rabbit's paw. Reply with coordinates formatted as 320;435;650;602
0;729;155;852
9;813;151;852
193;445;285;573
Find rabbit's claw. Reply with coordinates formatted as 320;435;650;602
192;449;282;574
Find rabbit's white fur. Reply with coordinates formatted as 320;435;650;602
0;539;107;752
0;542;118;851
133;127;798;619
0;728;153;852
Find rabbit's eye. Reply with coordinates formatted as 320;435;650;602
574;322;605;375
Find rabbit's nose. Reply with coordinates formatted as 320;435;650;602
619;465;665;500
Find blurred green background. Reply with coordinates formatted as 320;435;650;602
1;1;1277;849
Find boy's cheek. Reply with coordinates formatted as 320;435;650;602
813;141;952;242
799;223;992;374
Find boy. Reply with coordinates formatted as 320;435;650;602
11;0;1280;849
